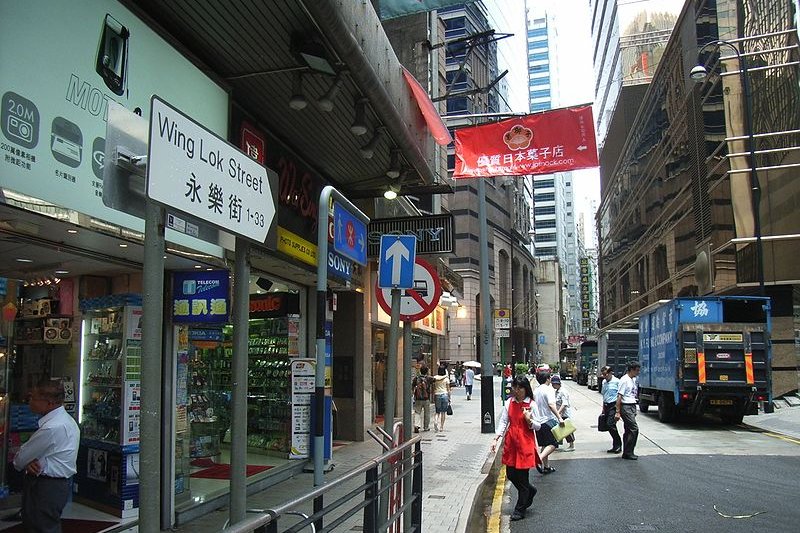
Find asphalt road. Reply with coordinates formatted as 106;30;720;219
494;380;800;533
509;454;799;532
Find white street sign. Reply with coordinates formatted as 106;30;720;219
147;96;275;243
495;329;510;338
494;317;511;329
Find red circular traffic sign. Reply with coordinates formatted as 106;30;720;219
375;257;442;322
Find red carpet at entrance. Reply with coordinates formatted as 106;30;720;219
191;463;273;479
3;519;117;533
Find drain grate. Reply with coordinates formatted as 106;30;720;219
428;495;446;499
628;526;656;531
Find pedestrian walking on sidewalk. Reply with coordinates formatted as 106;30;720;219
532;372;564;474
432;366;451;432
491;375;541;521
600;366;622;453
552;375;575;450
464;366;475;400
412;366;432;432
615;361;641;460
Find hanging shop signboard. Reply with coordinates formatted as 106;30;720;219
172;270;230;324
453;105;598;178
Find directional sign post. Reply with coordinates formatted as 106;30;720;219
378;235;417;289
147;96;275;243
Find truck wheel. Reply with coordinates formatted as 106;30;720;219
639;400;650;413
658;394;675;423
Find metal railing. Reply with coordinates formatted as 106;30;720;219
220;436;423;533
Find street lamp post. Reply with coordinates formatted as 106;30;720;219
690;40;765;296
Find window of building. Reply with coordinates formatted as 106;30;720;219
535;219;556;229
447;97;468;114
531;101;551;112
535;233;557;242
527;27;548;38
530;89;550;99
534;179;554;189
534;206;556;215
530;52;549;62
534;192;555;202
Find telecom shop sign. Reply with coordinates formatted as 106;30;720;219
172;270;230;324
367;214;454;257
147;95;275;243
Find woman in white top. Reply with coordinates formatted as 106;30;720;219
432;366;451;432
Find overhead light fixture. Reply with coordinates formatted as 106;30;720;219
386;149;402;179
194;265;202;269
351;98;368;135
292;35;336;76
55;269;69;275
16;258;33;263
689;65;709;81
289;72;308;110
318;73;344;112
383;181;401;200
119;243;128;248
67;229;78;234
359;127;385;159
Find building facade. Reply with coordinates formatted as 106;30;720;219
596;0;800;398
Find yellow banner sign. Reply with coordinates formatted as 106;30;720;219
277;226;317;266
703;333;743;343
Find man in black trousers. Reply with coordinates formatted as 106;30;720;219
13;380;80;531
600;366;622;453
615;361;641;460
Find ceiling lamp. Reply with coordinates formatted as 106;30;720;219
386;149;402;179
318;73;344;112
359;127;385;159
351;98;369;135
289;72;308;110
383;182;401;200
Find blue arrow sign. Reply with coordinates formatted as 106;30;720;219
378;235;416;289
333;202;367;266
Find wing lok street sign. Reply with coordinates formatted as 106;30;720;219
146;96;275;243
376;257;442;322
378;235;416;289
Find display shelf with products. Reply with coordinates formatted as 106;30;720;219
75;298;142;518
245;317;291;455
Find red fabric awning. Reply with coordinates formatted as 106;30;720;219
402;67;453;146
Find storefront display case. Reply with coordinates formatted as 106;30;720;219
76;297;142;518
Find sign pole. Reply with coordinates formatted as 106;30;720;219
315;186;369;529
229;239;250;525
402;320;413;533
140;201;165;533
379;288;401;522
478;179;495;433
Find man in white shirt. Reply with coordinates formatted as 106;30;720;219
464;367;475;400
614;361;641;460
532;372;564;474
13;380;80;531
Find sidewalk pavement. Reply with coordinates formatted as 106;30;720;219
176;377;504;532
744;403;800;441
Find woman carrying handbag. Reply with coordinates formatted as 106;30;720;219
491;375;542;521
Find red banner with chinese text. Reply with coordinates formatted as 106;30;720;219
453;106;598;178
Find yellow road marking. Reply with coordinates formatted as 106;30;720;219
487;465;506;533
762;431;800;446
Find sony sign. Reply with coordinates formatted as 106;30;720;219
367;214;454;257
